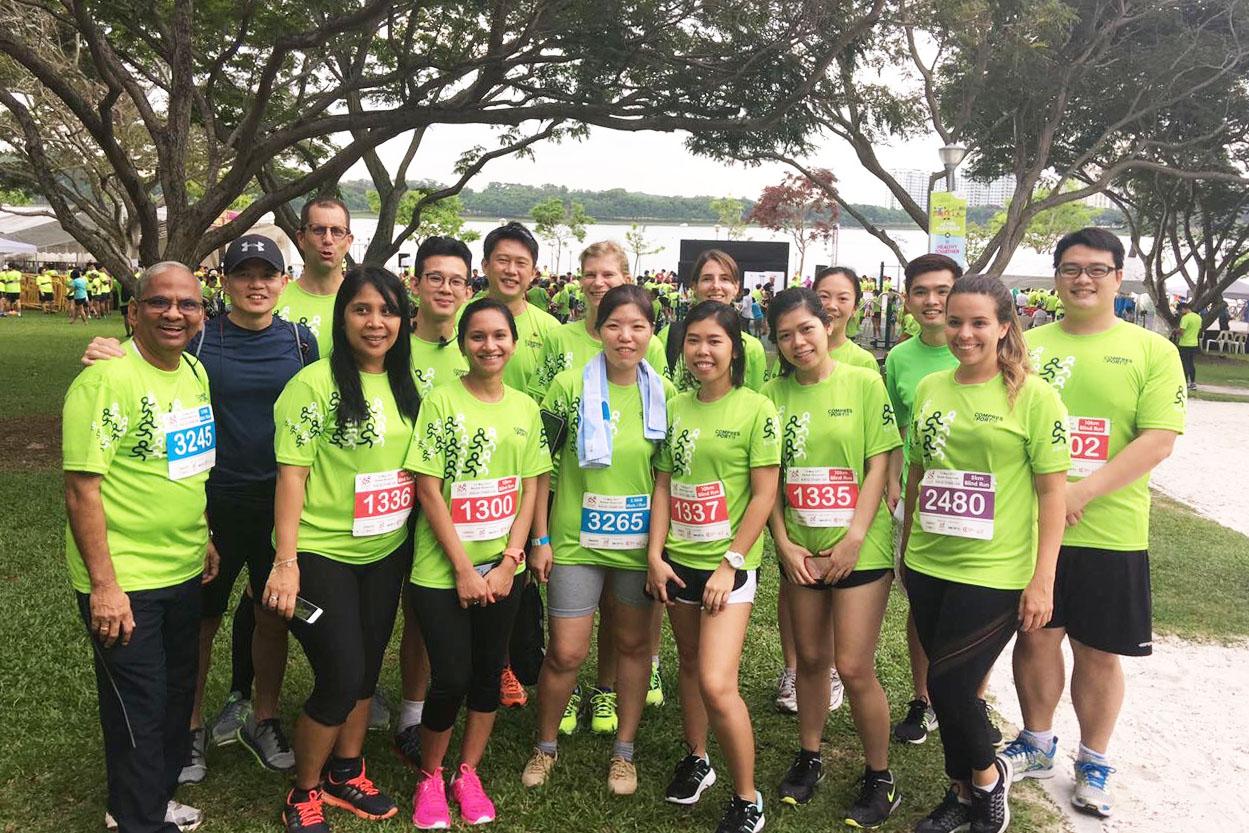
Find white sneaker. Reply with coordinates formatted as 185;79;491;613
828;667;845;712
774;668;798;714
104;800;203;831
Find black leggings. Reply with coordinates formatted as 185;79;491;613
1179;345;1197;385
905;567;1020;781
287;546;408;726
409;572;525;733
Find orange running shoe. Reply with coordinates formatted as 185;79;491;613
499;665;528;708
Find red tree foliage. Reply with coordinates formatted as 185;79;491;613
748;169;841;277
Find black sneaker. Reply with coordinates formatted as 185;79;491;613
915;786;972;833
970;756;1012;833
283;788;331;833
664;753;717;805
977;699;1004;749
393;724;422;770
715;792;765;833
893;698;937;744
777;750;823;805
321;759;398;820
844;768;901;829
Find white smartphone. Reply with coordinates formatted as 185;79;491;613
293;596;323;624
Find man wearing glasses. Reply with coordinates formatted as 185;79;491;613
277;197;354;355
64;261;220;833
1003;228;1186;819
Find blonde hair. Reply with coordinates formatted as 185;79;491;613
949;274;1032;407
579;240;630;276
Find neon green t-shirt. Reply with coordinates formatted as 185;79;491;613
62;342;212;593
763;365;901;570
655;387;780;570
1177;311;1202;347
543;368;676;570
273;359;416;564
276;280;338;356
405;382;552;589
884;335;958;485
657;324;767;392
410;335;468;398
905;371;1070;590
529;320;668;400
1043;294;1059;313
901;312;922;338
527;286;549;308
36;272;54;294
1027;321;1186;550
831;339;879;373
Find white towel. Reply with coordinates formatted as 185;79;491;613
577;353;667;469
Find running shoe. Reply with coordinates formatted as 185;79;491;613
969;756;1012;833
394;723;423;770
893;698;937;745
105;800;203;832
208;690;250;747
451;763;496;824
368;689;392;731
521;748;557;788
238;715;295;772
1071;759;1115;817
322;759;398;820
714;791;764;833
977;699;1003;748
844;769;900;829
607;756;638;796
178;728;207;785
915;787;972;833
589;688;618;734
777;750;823;805
665;752;717;804
413;768;451;830
1001;733;1056;780
500;666;528;708
559;686;582;735
283;788;330;833
774;668;798;714
646;663;665;707
828;667;845;712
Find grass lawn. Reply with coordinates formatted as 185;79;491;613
1194;352;1249;390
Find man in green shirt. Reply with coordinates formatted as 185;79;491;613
1174;301;1202;389
275;197;354;355
1006;228;1186;817
2;264;22;316
36;267;56;313
64;261;218;833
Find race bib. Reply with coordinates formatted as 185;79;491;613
580;493;650;550
918;469;995;540
785;466;859;528
162;405;216;480
669;480;731;542
352;469;414;537
450;476;519;541
1068;416;1111;477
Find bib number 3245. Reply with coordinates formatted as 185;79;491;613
918;469;995;540
163;405;216;481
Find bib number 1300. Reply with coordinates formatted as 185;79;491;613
451;477;519;541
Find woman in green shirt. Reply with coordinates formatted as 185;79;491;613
406;298;552;829
812;267;879;372
522;284;673;796
761;289;902;828
266;266;422;829
647;301;780;833
900;275;1069;833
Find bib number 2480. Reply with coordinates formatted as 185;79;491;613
917;469;995;541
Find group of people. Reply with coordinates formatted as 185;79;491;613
64;197;1186;833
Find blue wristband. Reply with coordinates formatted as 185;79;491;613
530;535;550;547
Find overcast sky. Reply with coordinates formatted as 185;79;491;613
346;123;944;206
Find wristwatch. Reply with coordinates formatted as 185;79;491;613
724;550;746;569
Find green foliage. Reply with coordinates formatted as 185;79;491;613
967;188;1098;259
531;197;593;271
708;196;747;238
624;223;665;272
366;190;479;244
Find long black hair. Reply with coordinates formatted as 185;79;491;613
330;265;421;430
596;284;654;330
767;287;831;377
668;300;746;388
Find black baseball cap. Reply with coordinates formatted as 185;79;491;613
223;234;284;275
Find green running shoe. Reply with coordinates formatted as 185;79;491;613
559;686;582;735
589;688;618;734
646;664;665;707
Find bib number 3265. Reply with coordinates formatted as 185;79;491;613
670;480;731;542
451;476;519;541
918;469;995;540
353;469;414;537
163;405;216;480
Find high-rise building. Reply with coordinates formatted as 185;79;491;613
888;169;1017;209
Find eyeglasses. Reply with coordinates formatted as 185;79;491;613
422;272;469;290
302;224;351;241
1056;263;1116;279
138;297;204;314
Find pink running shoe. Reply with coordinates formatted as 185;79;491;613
451;763;497;825
412;768;451;830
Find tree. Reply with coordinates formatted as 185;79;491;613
709;197;747;239
532;198;594;273
747;170;840;278
366;189;480;248
624;223;664;273
966;188;1098;262
0;0;887;284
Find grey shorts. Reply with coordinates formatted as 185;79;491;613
547;563;652;618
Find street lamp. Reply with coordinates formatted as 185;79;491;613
938;144;968;192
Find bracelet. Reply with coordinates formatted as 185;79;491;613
273;557;298;569
530;535;550;547
503;548;526;565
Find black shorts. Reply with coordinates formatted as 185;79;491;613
650;551;757;606
786;566;893;591
74;297;88;307
5;292;18;302
39;292;52;302
1047;545;1152;656
202;483;277;618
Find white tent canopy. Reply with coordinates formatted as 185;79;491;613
0;236;37;255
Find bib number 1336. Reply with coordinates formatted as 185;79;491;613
353;470;415;537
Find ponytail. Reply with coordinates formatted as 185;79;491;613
948;274;1032;408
